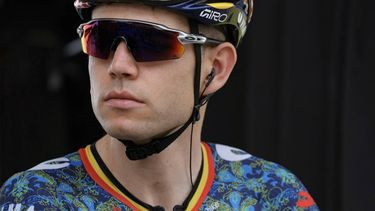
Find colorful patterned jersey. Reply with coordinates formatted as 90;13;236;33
0;143;318;210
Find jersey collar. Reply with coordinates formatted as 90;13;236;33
79;142;214;210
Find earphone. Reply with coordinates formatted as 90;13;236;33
205;68;216;88
198;68;216;107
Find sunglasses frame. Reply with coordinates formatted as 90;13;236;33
77;18;224;60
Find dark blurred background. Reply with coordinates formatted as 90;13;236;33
1;0;374;210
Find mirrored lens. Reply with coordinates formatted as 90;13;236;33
80;20;185;62
126;22;185;62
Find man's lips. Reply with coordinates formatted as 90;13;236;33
104;91;144;109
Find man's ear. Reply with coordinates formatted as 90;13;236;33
202;42;237;95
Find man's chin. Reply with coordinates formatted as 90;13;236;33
101;120;182;145
105;129;153;144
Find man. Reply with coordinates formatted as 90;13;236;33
0;0;319;210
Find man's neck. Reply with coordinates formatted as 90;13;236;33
95;126;202;210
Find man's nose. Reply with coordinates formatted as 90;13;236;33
108;41;139;79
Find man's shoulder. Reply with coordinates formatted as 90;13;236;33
206;142;283;171
0;151;87;210
206;142;304;182
204;142;318;210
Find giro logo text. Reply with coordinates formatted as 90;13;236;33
200;9;228;22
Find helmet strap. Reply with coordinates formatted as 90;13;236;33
190;20;202;123
121;114;194;160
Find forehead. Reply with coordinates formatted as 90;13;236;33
92;3;189;32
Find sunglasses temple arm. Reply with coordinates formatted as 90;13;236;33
205;38;225;45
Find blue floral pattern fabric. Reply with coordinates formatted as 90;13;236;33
0;153;130;211
201;143;318;210
0;143;318;210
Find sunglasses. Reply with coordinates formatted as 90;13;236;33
77;19;223;62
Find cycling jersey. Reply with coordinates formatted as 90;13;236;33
0;143;318;210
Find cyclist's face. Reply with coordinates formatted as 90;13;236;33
88;3;198;143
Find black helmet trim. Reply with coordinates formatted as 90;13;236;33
74;0;253;47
